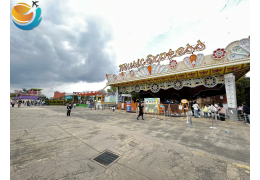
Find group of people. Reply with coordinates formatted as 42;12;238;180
201;102;226;121
191;101;226;121
10;100;44;107
164;100;179;104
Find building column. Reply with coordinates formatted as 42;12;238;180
224;73;237;109
116;87;119;104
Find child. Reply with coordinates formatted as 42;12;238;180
112;105;115;114
203;104;208;119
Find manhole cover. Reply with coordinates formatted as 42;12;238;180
92;150;121;168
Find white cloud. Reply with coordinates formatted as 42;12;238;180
10;0;250;96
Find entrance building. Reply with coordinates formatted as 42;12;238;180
106;37;250;113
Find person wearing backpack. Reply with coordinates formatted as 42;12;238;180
217;102;226;122
203;104;208;119
67;104;72;116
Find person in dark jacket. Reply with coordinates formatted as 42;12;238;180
67;104;72;116
137;102;144;120
191;101;195;116
242;102;250;124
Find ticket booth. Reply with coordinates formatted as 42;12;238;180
96;95;105;103
118;94;132;109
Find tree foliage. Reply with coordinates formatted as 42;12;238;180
236;76;250;106
107;86;117;93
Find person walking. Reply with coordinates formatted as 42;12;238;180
192;101;200;118
242;102;250;124
217;102;226;122
203;104;208;119
137;102;144;120
67;104;72;116
191;101;194;116
112;105;115;114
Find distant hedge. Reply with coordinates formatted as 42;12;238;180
46;100;71;104
48;103;64;105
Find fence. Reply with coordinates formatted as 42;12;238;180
89;103;117;111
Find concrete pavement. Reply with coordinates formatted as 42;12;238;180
10;105;250;180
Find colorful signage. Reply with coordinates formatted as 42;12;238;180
181;99;188;104
119;40;205;72
144;98;160;113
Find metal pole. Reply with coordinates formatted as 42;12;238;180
215;112;219;126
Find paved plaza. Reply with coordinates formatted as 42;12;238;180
10;106;250;180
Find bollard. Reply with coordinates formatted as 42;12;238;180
215;113;219;126
189;114;193;125
209;113;217;129
186;113;189;123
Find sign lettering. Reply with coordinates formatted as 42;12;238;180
119;40;205;72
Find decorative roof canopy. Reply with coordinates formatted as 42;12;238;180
106;37;250;89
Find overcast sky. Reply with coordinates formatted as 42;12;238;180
10;0;250;97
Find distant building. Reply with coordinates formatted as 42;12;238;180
54;91;65;100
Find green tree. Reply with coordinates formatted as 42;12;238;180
131;91;140;102
10;93;17;97
235;76;250;106
107;86;117;93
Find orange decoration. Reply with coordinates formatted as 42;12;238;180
190;54;197;67
148;65;152;75
121;72;124;77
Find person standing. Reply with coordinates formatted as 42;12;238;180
67;104;72;116
203;104;208;119
137;102;144;120
217;102;226;122
191;101;194;116
192;102;200;118
242;102;250;124
210;103;216;119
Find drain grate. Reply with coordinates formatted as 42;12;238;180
92;150;120;167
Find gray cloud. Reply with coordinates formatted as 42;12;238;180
10;0;117;90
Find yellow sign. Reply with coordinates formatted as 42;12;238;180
181;99;188;104
119;40;206;72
